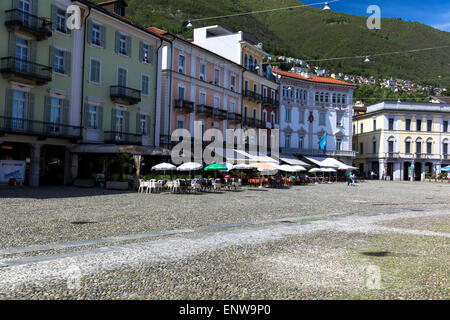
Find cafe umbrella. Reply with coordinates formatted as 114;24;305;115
204;163;228;179
151;162;176;179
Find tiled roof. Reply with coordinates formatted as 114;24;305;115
273;69;357;87
431;96;450;104
147;27;167;35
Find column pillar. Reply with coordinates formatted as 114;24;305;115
379;159;386;180
29;143;42;187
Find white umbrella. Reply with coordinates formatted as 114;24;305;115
233;163;253;170
322;168;337;173
309;168;322;173
279;164;297;173
177;162;203;171
222;162;234;171
151;162;176;171
292;165;306;172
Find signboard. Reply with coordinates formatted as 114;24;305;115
0;160;26;183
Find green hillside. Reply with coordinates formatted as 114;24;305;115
92;0;450;86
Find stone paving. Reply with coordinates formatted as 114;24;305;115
0;181;449;299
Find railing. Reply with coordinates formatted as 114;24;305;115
5;9;52;40
213;108;228;120
243;90;262;102
104;131;142;145
196;104;213;116
262;96;279;107
385;152;400;159
0;57;52;85
110;86;141;105
174;99;194;112
282;148;356;157
0;116;80;139
227;112;242;122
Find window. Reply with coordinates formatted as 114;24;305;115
253;84;258;94
90;59;101;84
177;120;184;129
119;34;127;55
115;110;125;134
12;91;26;129
360;143;364;154
230;100;236;113
230;75;236;91
373;119;376;131
443;143;448;155
253;108;257;120
262;111;267;123
142;43;150;63
178;86;185;100
427;142;432;154
50;98;62;133
178;55;185;73
92;24;101;46
342;95;346;105
388;141;394;153
214;68;220;85
117;67;127;87
416;142;422;154
199;91;206;105
54;49;65;74
140;115;147;135
214;95;220;108
336;114;343;127
336;138;342;151
299;110;304;124
405;141;411;154
88;105;97;129
285;134;291;148
299;136;304;149
285;109;291;122
244;106;248;119
406;119;411;131
427;120;432;132
56;8;67;33
416;119;422;132
388;118;394;131
444;121;448;133
319;113;326;126
15;38;29;72
271;113;275;124
199;63;206;81
373;141;377;154
141;74;150;96
360;123;364;134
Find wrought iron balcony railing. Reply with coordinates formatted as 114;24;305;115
110;86;141;105
262;96;279;107
196;104;213;116
0;57;52;85
213;108;228;120
5;9;52;40
243;90;262;102
227;112;242;122
174;99;194;113
0;116;80;139
104;131;142;145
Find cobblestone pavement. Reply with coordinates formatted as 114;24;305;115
0;181;449;299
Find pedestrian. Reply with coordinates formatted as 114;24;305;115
351;172;356;186
347;171;352;186
370;171;377;180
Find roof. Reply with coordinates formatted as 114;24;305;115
431;96;450;104
273;69;357;87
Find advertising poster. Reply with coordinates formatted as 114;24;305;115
0;160;26;183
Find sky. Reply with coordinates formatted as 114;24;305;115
316;0;450;32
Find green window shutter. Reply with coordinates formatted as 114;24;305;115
48;46;55;72
149;45;154;64
65;51;72;76
83;103;89;128
127;36;132;57
98;106;103;130
87;20;92;44
50;5;57;31
114;31;120;54
136;113;140;134
5;89;14;129
44;96;51;134
63;99;70;125
111;108;116;132
139;41;144;62
101;25;106;48
30;42;37;64
31;0;38;16
146;115;151;137
8;32;16;57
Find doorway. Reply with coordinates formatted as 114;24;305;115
40;145;65;185
414;162;422;181
404;162;411;181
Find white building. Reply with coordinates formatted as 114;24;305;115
273;69;356;165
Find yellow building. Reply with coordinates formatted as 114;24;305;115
353;101;450;181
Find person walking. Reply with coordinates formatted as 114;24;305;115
351;172;356;186
348;171;352;186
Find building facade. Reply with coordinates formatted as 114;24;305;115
192;25;280;153
273;69;356;165
353;101;450;181
155;29;244;151
0;0;80;186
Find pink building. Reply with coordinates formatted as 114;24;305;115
153;28;244;149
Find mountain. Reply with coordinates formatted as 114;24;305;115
92;0;450;86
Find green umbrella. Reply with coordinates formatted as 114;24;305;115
204;164;228;171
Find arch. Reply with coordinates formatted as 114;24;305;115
443;138;449;143
404;136;412;142
426;137;434;143
387;136;395;142
415;137;423;143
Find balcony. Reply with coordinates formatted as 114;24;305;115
110;86;141;105
174;99;194;113
104;131;142;145
0;57;51;85
243;117;257;128
243;90;262;102
227;112;242;123
0;116;81;140
213;108;228;120
282;148;356;158
262;96;279;107
385;152;400;159
196;104;213;116
5;9;52;41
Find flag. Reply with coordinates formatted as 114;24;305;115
319;133;327;155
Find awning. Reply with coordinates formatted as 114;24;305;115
304;156;355;170
278;154;310;167
72;144;170;156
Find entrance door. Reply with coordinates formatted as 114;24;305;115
404;162;411;181
387;163;393;180
414;162;422;181
15;37;29;72
40;146;65;185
